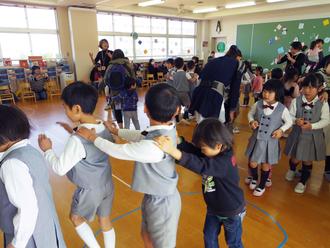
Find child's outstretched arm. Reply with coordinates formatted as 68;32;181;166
104;121;143;141
154;136;230;178
76;127;165;163
38;134;86;176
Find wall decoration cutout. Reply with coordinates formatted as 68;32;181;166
144;49;148;55
130;32;139;40
216;41;226;53
138;40;142;45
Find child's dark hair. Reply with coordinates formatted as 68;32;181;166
262;79;285;103
192;118;233;150
192;56;199;63
187;60;195;70
256;66;263;74
291;41;302;50
31;65;40;75
145;84;180;122
310;40;317;50
148;59;155;65
225;45;242;58
166;58;174;65
302;45;308;52
61;81;98;114
99;39;109;49
315;39;324;45
301;73;324;89
112;49;125;60
271;68;283;80
0;105;30;145
284;67;298;82
174;57;184;69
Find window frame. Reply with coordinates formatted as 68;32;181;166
97;11;197;61
0;4;61;62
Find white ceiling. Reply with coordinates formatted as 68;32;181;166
2;0;330;19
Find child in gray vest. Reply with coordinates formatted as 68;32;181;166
77;83;181;248
38;82;115;248
284;73;330;194
173;57;191;122
245;79;293;197
0;105;66;248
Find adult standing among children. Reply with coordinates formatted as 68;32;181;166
194;45;243;125
104;49;136;128
89;39;113;76
277;41;306;75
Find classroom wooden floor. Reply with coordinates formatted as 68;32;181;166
1;88;330;248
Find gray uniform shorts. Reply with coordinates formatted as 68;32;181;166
141;189;181;248
71;182;114;221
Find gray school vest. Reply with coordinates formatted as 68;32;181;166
132;127;178;196
295;96;323;134
67;129;113;189
255;100;285;140
0;145;66;248
173;71;190;92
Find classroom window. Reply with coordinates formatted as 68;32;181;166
182;21;196;35
0;33;31;59
113;14;132;33
134;16;151;34
168;20;182;35
135;37;152;58
30;34;60;58
182;38;195;56
151;17;167;34
26;8;57;30
114;36;133;58
0;5;60;60
168;38;182;56
97;12;196;60
0;6;26;28
97;13;113;32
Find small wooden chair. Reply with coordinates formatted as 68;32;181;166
19;82;36;103
157;72;164;82
46;80;61;100
147;74;157;86
0;85;16;104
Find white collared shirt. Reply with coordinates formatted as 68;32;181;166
289;95;330;130
94;124;175;163
0;139;38;248
44;121;106;176
248;101;293;132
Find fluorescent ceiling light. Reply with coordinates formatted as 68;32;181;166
267;0;287;2
138;0;165;7
193;7;218;13
225;1;256;9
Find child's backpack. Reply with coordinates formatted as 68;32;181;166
106;64;129;91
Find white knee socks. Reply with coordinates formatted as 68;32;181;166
103;228;116;248
75;222;100;248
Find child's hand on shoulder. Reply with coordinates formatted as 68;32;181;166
38;134;52;152
249;120;259;130
301;121;312;130
104;121;119;135
56;122;74;134
154;136;176;154
296;118;305;126
76;127;97;142
272;129;283;139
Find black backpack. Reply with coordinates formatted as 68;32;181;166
106;64;130;91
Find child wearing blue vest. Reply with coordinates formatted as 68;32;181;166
245;79;293;197
284;73;330;193
0;105;66;248
38;82;115;248
154;118;246;248
77;83;181;248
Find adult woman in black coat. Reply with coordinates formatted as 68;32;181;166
89;39;113;76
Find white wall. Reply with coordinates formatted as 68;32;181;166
208;4;330;49
68;7;99;82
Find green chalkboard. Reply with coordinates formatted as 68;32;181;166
236;17;330;70
237;24;253;59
